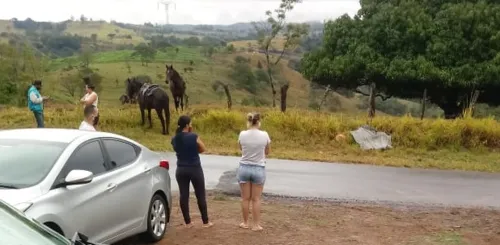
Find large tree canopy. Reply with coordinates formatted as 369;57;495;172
301;0;500;118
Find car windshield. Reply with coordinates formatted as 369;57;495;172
0;202;70;245
0;139;68;189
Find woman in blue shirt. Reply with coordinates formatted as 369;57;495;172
171;115;213;228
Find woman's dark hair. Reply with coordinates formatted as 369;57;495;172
247;112;260;126
173;115;192;151
86;83;95;90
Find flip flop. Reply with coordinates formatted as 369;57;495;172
252;225;263;231
202;222;214;228
239;223;249;229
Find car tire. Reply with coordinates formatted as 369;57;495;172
142;194;169;242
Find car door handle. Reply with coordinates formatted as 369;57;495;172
106;183;117;191
143;167;151;173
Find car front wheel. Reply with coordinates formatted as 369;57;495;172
142;194;168;242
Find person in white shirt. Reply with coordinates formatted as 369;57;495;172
80;82;99;128
79;105;97;131
237;112;270;232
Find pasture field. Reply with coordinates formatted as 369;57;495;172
44;49;355;112
1;105;500;172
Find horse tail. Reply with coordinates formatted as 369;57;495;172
163;95;171;134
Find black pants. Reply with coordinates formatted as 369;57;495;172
93;113;99;126
176;166;209;224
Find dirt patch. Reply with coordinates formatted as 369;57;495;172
117;193;500;245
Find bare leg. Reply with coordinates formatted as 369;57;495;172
239;183;251;229
250;184;264;231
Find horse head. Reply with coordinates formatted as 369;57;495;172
166;64;177;85
126;77;143;99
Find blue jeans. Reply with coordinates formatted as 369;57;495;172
237;164;266;185
33;111;44;128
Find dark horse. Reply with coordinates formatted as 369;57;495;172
126;76;170;135
165;65;187;112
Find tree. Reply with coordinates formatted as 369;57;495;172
301;0;500;119
226;44;235;53
201;45;215;58
253;0;309;108
131;43;157;66
90;34;98;43
0;43;48;105
60;72;80;97
230;57;258;94
80;47;93;68
212;81;232;110
107;33;116;42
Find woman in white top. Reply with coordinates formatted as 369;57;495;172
80;83;99;127
237;113;270;231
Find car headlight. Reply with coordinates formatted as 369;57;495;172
14;202;33;212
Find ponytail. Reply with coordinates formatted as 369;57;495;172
173;115;191;151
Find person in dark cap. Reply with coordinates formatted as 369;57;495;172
27;80;49;128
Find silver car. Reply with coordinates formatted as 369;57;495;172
0;198;105;245
0;128;172;244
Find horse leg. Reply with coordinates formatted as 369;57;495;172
174;96;179;113
147;108;153;128
164;102;171;135
180;94;184;111
155;108;166;135
140;104;145;126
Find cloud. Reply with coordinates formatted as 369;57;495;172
0;0;360;25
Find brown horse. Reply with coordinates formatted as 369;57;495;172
126;76;171;135
165;65;187;112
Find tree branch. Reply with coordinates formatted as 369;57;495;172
354;88;392;100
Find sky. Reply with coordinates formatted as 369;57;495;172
0;0;361;25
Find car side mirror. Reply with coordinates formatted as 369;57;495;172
64;170;93;186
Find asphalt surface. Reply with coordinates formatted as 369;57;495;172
159;153;500;208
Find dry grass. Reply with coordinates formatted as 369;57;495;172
2;105;500;172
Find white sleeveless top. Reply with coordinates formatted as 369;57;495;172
83;92;99;110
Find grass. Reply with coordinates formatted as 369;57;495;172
64;21;145;45
230;38;288;51
49;47;207;70
2;105;500;172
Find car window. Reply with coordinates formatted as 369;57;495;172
62;141;107;177
103;139;139;168
0;139;67;189
0;202;70;245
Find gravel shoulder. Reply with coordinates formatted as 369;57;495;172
118;192;500;245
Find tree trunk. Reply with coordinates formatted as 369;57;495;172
368;82;376;118
318;85;331;111
222;84;232;110
280;84;289;112
420;89;427;120
267;66;277;107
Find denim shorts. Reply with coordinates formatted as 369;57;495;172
237;163;266;185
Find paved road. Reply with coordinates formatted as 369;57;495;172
159;153;500;208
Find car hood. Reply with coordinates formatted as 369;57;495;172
0;187;43;206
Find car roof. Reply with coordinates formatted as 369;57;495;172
0;128;127;144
